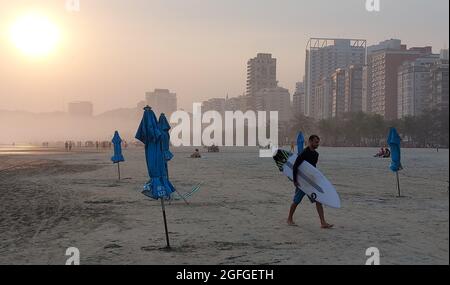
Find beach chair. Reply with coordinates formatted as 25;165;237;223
171;183;203;201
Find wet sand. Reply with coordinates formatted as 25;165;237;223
0;147;448;265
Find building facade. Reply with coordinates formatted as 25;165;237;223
364;39;403;115
368;42;432;120
202;98;226;114
429;58;449;112
305;38;366;116
292;81;305;116
331;69;346;118
225;95;248;112
313;77;332;120
344;65;364;113
397;55;440;118
362;65;371;113
246;53;278;110
145;89;177;117
254;87;292;123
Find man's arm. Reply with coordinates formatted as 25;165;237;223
293;153;305;186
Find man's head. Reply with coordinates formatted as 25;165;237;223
308;135;320;150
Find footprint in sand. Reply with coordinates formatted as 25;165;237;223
104;243;122;250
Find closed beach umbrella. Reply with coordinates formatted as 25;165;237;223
297;132;305;154
111;131;125;180
135;106;175;248
387;127;403;197
158;113;188;205
158;113;174;163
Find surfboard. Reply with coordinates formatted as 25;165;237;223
273;149;341;209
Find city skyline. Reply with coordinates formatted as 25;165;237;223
0;0;448;114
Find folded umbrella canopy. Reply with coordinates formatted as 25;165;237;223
111;131;125;179
135;106;175;248
387;128;403;172
297;132;305;155
158;113;189;205
387;127;403;197
158;113;174;163
111;131;125;162
135;107;175;200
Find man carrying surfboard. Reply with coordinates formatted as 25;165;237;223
287;135;334;229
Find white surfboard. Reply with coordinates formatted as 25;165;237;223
283;154;341;209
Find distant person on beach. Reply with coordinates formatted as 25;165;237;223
374;147;385;157
65;141;69;151
191;149;201;158
68;142;72;151
287;135;334;229
290;142;295;152
383;147;391;158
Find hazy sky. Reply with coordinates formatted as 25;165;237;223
0;0;448;114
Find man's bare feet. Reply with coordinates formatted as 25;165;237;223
287;219;297;226
321;223;334;229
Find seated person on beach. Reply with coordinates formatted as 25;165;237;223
191;149;201;158
374;147;385;157
287;135;334;229
383;148;391;158
208;144;219;152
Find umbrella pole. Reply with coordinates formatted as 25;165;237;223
117;162;121;180
396;171;401;197
160;199;170;248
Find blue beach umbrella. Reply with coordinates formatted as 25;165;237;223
158;113;188;205
297;132;305;155
135;106;175;248
387;128;403;197
111;131;125;179
158;113;174;164
135;107;175;200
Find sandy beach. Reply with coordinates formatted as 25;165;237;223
0;146;448;265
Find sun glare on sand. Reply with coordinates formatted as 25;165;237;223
9;12;60;58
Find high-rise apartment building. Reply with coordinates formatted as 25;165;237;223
246;53;278;110
292;81;305;116
429;58;449;112
202;98;226;114
397;55;440;118
367;41;432;120
314;77;332;120
331;69;346;118
254;87;292;123
305;38;366;116
344;65;364;113
145;89;177;117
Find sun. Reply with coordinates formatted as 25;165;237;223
9;12;60;58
